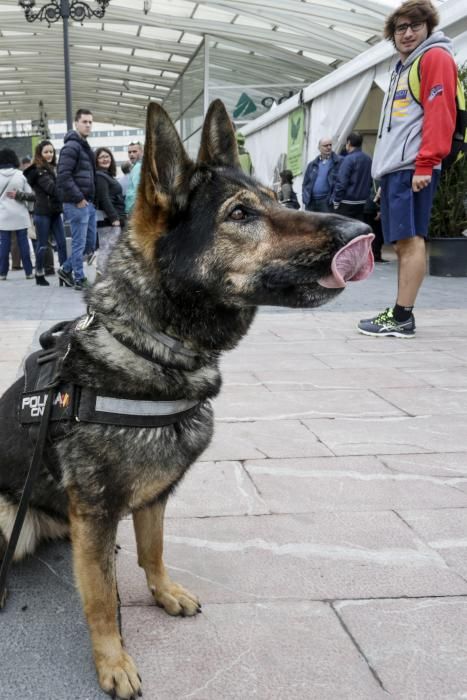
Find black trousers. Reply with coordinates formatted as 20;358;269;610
306;198;330;213
336;202;366;222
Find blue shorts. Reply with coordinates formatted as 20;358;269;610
380;169;440;244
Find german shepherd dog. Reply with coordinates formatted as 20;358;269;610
0;100;373;698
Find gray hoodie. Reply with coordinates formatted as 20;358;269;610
371;31;454;180
0;167;33;231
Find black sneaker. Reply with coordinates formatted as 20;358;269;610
357;307;416;338
57;267;74;288
73;277;91;291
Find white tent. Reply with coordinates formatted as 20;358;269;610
241;0;467;197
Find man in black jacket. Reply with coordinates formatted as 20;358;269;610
56;108;96;290
332;132;372;221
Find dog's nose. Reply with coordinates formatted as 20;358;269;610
333;216;372;244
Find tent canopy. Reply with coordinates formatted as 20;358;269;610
0;0;403;127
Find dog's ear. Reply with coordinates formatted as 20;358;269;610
139;101;192;209
197;100;241;169
131;102;193;258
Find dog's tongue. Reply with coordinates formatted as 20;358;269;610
318;233;375;288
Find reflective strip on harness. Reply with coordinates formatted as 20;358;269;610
77;387;200;427
95;395;199;416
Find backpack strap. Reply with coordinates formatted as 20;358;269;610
408;54;423;105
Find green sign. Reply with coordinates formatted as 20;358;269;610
233;93;257;119
287;107;305;176
31;135;41;154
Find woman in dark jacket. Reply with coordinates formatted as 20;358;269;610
277;169;300;209
95;147;125;276
24;140;67;286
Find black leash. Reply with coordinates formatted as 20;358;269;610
0;387;54;609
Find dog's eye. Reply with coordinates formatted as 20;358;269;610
229;207;248;221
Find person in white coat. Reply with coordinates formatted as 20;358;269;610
0;148;34;280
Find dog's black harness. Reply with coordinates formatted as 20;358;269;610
20;354;200;429
0;318;202;608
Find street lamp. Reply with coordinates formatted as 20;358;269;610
18;0;111;130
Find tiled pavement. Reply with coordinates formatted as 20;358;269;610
1;253;467;699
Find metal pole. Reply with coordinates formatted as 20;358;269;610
61;0;73;130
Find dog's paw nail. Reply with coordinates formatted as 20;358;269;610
138;691;143;697
197;605;202;613
138;674;142;683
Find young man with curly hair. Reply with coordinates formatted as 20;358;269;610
358;0;458;337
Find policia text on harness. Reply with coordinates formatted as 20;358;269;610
0;318;201;608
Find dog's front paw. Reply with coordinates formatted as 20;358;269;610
96;649;142;699
151;580;201;617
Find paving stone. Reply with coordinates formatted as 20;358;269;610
0;362;23;394
314;348;463;370
121;601;386;700
375;386;467;416
380;451;467;477
116;512;467;606
0;540;107;700
215;383;272;400
302;414;467;455
244;456;467;513
221;351;329;372
335;597;467;699
257;367;429;390
165;461;269;518
404;365;467;387
400;508;467;580
0;348;34;361
0;323;39;393
254;311;355;335
227;338;358;355
222;371;261;386
214;387;403;421
348;336;467;353
200;419;333;460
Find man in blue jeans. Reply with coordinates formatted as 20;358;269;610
56;109;96;290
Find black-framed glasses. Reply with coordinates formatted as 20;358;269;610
394;21;425;35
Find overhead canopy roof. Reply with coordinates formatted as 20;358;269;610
0;0;426;127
